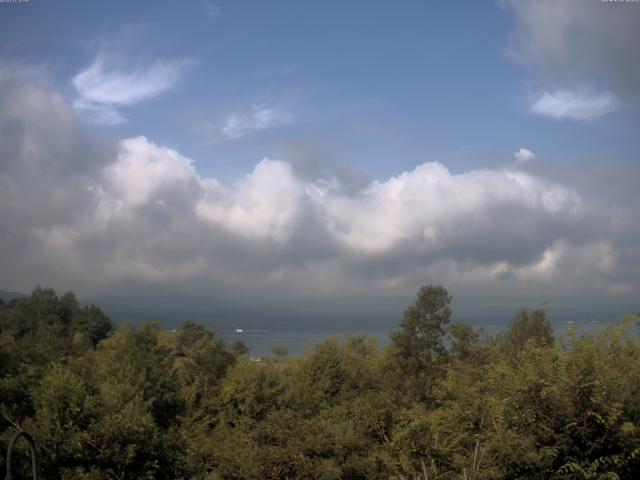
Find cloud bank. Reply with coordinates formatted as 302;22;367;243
1;77;638;320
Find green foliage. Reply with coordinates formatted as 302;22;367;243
448;322;482;363
389;284;452;401
271;344;289;358
504;308;554;352
1;286;639;479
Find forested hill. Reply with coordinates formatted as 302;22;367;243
0;289;26;302
1;286;639;479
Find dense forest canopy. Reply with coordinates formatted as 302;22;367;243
1;286;639;479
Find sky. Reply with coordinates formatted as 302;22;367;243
0;0;639;328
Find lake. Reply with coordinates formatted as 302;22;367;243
218;318;621;357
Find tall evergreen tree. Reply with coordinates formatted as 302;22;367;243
390;284;452;401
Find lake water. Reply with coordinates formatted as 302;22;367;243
219;328;392;357
219;319;621;357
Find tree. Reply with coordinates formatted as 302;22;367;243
448;322;481;363
505;308;553;352
173;320;237;412
176;320;213;349
390;284;452;401
71;304;112;345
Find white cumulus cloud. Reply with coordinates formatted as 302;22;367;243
514;147;535;163
103;136;200;208
2;77;639;320
197;159;303;240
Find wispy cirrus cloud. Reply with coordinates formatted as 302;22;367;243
72;51;190;125
197;105;290;142
72;98;125;126
222;107;289;139
201;0;221;18
530;89;620;121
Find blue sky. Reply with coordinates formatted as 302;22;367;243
1;0;639;326
5;0;637;179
